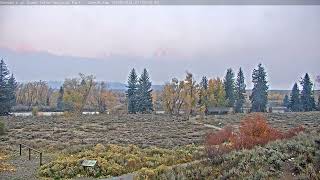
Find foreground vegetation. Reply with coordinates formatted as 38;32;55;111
0;150;15;173
37;130;320;179
39;144;204;179
136;131;320;179
32;113;319;179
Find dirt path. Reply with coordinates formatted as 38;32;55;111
0;150;52;180
203;123;222;130
189;116;222;130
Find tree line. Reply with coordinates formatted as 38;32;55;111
161;63;268;115
1;57;319;116
0;59;119;115
127;63;319;115
283;73;318;112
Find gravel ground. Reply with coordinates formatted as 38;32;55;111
0;150;52;180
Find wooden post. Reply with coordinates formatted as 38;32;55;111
40;152;42;166
28;148;31;160
19;144;22;156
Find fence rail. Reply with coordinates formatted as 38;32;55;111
19;143;43;166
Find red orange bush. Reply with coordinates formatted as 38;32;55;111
205;125;234;146
235;113;284;149
205;113;305;159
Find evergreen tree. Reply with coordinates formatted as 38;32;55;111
224;68;236;107
300;73;316;111
235;68;246;113
57;86;64;111
136;68;153;113
7;74;17;109
289;83;301;112
126;68;138;114
250;63;269;112
0;59;16;115
199;76;209;114
283;94;289;110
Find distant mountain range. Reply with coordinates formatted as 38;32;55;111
2;46;319;90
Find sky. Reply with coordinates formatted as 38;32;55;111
0;6;320;89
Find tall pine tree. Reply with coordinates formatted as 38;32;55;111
0;59;16;115
224;68;236;107
250;63;268;112
289;83;301;112
136;69;153;113
199;76;209;114
235;68;246;113
300;73;316;111
126;68;138;114
7;74;17;109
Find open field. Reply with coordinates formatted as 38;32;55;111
1;112;320;152
0;114;213;152
202;111;320;131
0;112;320;179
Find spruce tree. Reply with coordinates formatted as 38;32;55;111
136;68;153;113
289;83;301;112
224;68;236;107
300;73;316;111
57;86;64;111
0;59;15;115
235;68;246;113
283;94;289;110
250;63;268;112
199;76;209;114
7;74;17;109
126;68;138;114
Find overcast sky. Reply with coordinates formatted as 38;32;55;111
0;6;319;89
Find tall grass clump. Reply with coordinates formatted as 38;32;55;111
0;121;5;135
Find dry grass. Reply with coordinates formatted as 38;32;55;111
0;114;213;152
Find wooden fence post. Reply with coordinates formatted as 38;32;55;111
40;152;42;166
28;148;31;160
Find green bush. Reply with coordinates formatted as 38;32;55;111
0;121;5;135
38;144;204;179
32;107;39;116
135;132;320;179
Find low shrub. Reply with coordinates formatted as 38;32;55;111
32;107;39;116
136;132;320;179
0;150;15;172
205;113;305;161
235;113;284;149
39;144;204;179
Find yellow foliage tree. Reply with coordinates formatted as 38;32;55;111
208;78;227;107
182;72;198;115
63;73;95;114
162;78;185;115
162;72;198;115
